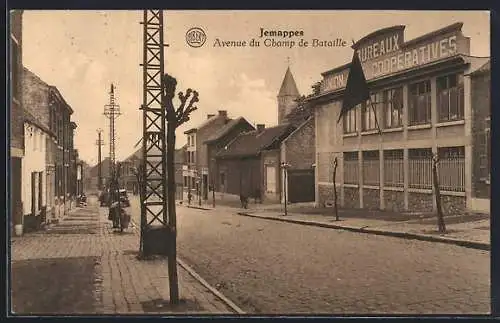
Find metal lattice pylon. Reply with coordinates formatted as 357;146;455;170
104;84;121;179
141;10;168;227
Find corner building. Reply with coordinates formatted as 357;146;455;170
309;22;490;214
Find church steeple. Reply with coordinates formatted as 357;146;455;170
277;65;300;124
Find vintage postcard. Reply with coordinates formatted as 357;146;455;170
9;10;490;316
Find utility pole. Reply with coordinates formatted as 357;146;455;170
96;128;104;190
104;84;121;183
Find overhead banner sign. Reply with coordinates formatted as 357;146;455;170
320;24;470;94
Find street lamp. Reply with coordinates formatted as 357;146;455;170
280;161;291;216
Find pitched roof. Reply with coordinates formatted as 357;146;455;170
88;157;112;177
216;123;295;159
23;108;56;138
278;67;300;97
204;117;254;144
467;58;490;76
184;113;230;134
283;100;314;126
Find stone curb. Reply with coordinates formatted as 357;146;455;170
129;219;244;314
237;212;490;251
176;258;245;314
184;205;212;211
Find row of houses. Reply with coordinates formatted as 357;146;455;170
10;11;84;235
181;66;316;205
82;21;490;216
181;21;490;215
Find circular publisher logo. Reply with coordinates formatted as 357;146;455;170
186;27;207;48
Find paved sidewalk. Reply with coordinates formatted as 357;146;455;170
180;197;490;251
11;200;240;315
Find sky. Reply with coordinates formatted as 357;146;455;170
21;10;490;166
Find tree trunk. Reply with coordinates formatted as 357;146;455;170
432;159;446;233
332;158;339;221
166;120;179;304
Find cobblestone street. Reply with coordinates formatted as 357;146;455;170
10;197;235;315
128;197;490;315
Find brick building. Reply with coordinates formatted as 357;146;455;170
22;67;77;222
204;117;255;193
183;110;231;201
216;123;296;202
469;61;490;213
309;22;490;214
277;69;316;204
10;10;24;233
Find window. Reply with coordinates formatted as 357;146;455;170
384;87;403;128
343;152;359;184
409;80;431;125
220;172;226;187
265;166;276;193
408;148;433;189
384;150;404;187
437;74;464;122
343;105;358;134
437;146;465;192
187;136;191;146
362;150;380;185
10;38;20;100
362;93;382;131
183;176;188;187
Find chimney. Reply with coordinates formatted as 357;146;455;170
207;114;215;119
218;110;227;117
257;124;265;133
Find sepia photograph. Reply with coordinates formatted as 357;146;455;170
8;9;491;316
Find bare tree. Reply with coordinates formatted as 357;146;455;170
162;73;199;305
432;154;447;233
332;157;339;221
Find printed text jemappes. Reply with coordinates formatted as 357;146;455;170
259;28;304;38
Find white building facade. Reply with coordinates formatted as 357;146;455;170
21;120;49;229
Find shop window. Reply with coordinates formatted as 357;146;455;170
362;150;380;185
437;74;464;122
343;151;359;184
409;80;431;125
362;93;382;131
384;87;403;128
408;148;433;189
343;105;358;134
384;149;404;187
437;146;465;192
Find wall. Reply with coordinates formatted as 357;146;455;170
262;150;281;202
10;10;24;228
282;117;315;169
315;62;473;214
22;69;50;127
217;157;261;197
208;122;255;191
10;10;23;156
196;116;230;169
22;125;47;216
